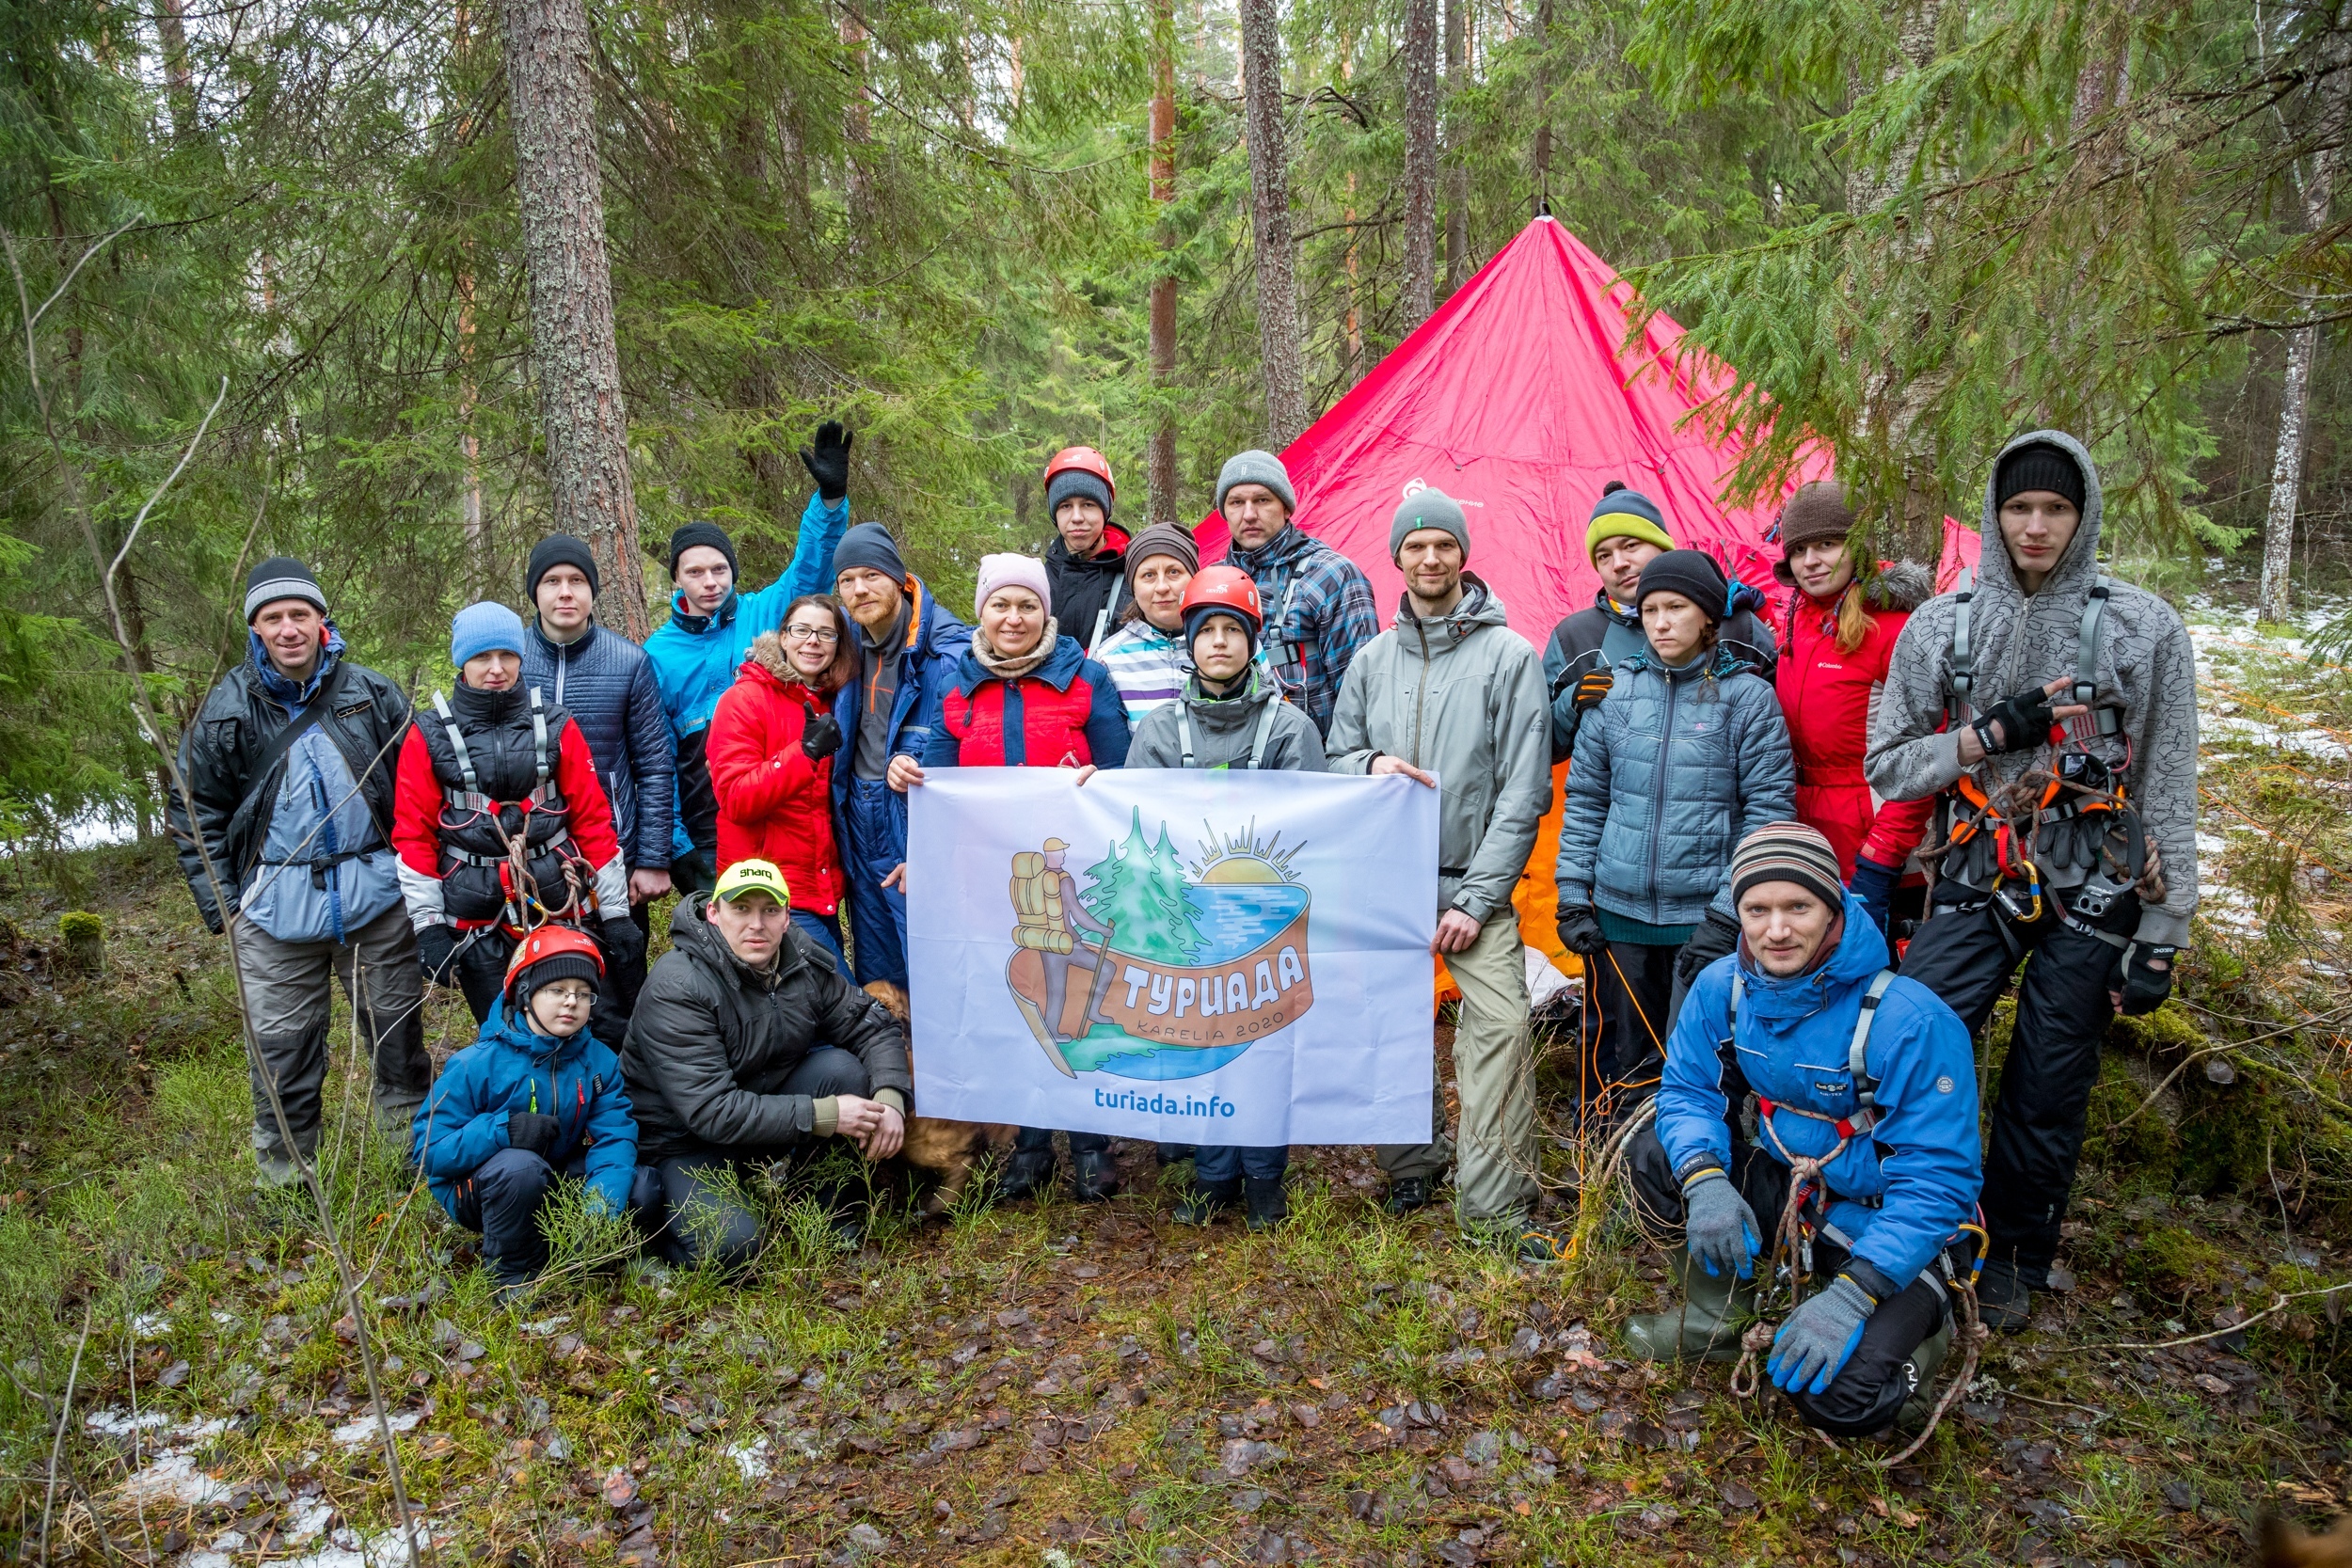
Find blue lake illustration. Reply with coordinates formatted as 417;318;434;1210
1184;882;1310;963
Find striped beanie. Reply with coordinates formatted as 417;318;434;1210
1729;822;1845;910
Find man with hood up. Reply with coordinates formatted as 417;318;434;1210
1327;489;1556;1253
1866;431;2198;1330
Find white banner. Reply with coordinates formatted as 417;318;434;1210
905;768;1439;1146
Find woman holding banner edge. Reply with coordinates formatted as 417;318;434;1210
889;553;1133;1202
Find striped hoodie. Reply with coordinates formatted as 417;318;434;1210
1095;617;1187;727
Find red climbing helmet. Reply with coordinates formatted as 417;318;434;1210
1180;565;1263;634
502;923;606;1006
1043;445;1117;504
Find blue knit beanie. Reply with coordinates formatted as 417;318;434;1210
452;601;526;668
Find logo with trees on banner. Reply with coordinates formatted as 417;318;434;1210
1004;809;1314;1081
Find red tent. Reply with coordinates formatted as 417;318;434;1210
1196;215;1979;982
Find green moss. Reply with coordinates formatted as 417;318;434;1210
2106;999;2203;1058
56;911;102;942
2082;1054;2179;1190
2122;1223;2235;1301
2174;1074;2282;1196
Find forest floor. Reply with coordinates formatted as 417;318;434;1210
8;605;2352;1568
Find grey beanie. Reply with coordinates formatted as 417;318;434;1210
1215;450;1297;514
1390;488;1470;561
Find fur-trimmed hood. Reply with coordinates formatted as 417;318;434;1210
1864;560;1934;613
745;629;816;687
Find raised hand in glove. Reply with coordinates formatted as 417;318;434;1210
505;1111;562;1159
1682;1168;1760;1279
1675;909;1740;989
1767;1273;1875;1395
799;420;853;502
1972;682;2059;754
2115;941;2175;1016
1847;857;1901;937
1571;670;1613;715
1554;904;1606;958
802;712;844;761
415;923;460;986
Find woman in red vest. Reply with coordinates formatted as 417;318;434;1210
892;553;1131;1201
707;595;858;971
1772;481;1935;935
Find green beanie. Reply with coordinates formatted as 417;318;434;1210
1584;484;1676;562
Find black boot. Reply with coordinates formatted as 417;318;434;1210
1070;1147;1120;1203
1244;1175;1288;1231
999;1148;1057;1202
1176;1177;1241;1226
1385;1176;1435;1215
1976;1259;2034;1332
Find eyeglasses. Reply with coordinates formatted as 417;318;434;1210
783;626;840;645
536;982;596;1006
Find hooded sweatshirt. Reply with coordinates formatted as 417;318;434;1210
1326;576;1552;925
1864;431;2199;946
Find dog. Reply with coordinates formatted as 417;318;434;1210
863;980;1016;1216
2265;1514;2352;1568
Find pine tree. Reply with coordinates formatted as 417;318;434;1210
1080;810;1202;961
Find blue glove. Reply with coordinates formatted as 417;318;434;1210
1682;1169;1760;1279
1767;1274;1875;1395
1847;857;1902;936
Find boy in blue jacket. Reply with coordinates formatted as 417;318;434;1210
1623;822;1981;1439
412;926;656;1298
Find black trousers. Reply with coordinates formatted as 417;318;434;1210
447;1147;661;1285
1013;1127;1111;1158
1581;940;1678;1101
1898;893;2118;1285
647;1046;872;1273
1627;1124;1948;1437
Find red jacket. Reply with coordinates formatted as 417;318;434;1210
706;637;843;917
1773;565;1937;879
920;636;1133;771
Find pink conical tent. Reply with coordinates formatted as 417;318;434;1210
1198;214;1976;622
1196;215;1978;983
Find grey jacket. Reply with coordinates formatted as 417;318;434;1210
1127;669;1329;773
1327;578;1553;924
1863;430;2199;946
1555;642;1796;927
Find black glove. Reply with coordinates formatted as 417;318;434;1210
1973;684;2058;754
799;420;852;501
415;923;460;986
506;1111;562;1159
1675;910;1740;989
601;915;645;974
1571;670;1613;714
802;712;844;761
1554;904;1606;958
2118;942;2176;1016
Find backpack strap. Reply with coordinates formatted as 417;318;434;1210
2074;577;2123;737
531;687;551;787
1849;969;1897;1116
1176;702;1197;769
433;691;481;795
1247;692;1280;769
1945;568;1976;721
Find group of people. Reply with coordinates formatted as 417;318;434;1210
167;419;2197;1444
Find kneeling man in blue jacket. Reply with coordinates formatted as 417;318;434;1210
413;926;658;1300
1623;821;1981;1439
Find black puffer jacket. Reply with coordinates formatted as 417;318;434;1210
169;654;413;933
621;895;914;1162
1043;525;1131;655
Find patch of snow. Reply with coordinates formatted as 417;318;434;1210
727;1437;771;1481
135;1313;172;1339
283;1497;336;1544
122;1454;234;1507
330;1409;422;1448
86;1407;171;1437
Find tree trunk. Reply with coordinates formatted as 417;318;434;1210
1400;0;1439;331
1238;0;1309;448
1442;0;1468;295
1148;0;1179;528
155;0;194;138
1531;0;1552;214
2261;13;2352;622
499;0;648;639
840;6;873;247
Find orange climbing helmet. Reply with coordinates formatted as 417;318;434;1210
1044;446;1117;509
1180;565;1264;636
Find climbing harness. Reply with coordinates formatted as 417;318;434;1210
1174;685;1282;770
430;688;596;935
1944;568;2123;740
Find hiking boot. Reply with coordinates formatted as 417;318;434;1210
1384;1176;1436;1215
1517;1221;1575;1265
1070;1147;1120;1203
1624;1252;1755;1364
998;1148;1057;1202
1175;1178;1241;1226
1975;1259;2033;1332
1244;1176;1289;1231
1157;1143;1198;1170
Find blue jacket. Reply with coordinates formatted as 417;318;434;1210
411;1012;641;1218
522;621;676;870
1657;896;1980;1291
645;492;850;857
831;576;972;860
1555;641;1796;926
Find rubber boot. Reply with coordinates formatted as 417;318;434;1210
1243;1175;1288;1231
1070;1146;1120;1203
1623;1252;1755;1364
1177;1178;1241;1227
1893;1314;1956;1432
998;1148;1057;1202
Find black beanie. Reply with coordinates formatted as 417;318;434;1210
510;950;601;1011
1994;442;2086;512
245;557;327;623
668;521;739;578
832;521;908;584
526;533;599;602
1635;549;1730;625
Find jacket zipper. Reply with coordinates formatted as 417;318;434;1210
1411;617;1431;766
1646;668;1679;925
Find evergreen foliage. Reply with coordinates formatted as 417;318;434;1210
1081;807;1202;960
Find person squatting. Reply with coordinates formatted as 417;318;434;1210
171;424;2194;1444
